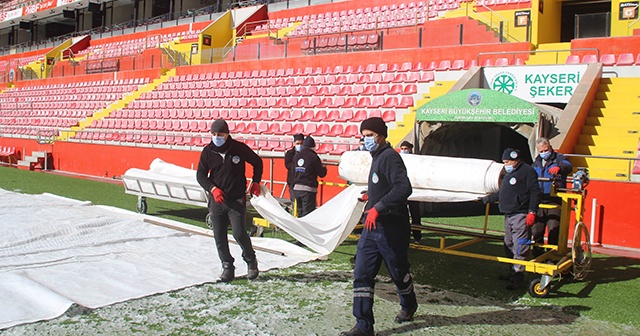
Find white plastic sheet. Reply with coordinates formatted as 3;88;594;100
339;151;504;202
250;185;366;256
0;189;319;330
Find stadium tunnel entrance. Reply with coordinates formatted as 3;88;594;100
409;88;563;214
417;122;534;164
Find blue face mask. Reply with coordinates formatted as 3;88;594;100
212;135;226;147
364;136;378;151
504;165;514;173
540;151;551;160
295;144;302;152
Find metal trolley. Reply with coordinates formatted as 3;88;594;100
121;175;214;227
410;169;592;298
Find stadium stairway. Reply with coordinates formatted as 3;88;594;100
388;80;455;146
527;42;571;65
58;69;177;141
571;77;640;181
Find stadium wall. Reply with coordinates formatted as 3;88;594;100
584;180;640;250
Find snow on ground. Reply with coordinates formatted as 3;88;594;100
3;261;639;336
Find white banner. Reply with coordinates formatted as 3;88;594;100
484;64;588;103
1;8;24;22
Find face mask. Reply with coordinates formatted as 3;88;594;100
295;144;302;152
212;135;226;147
540;151;551;160
359;145;365;151
401;149;410;154
364;136;378;152
504;165;514;173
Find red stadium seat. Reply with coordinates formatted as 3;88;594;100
582;54;598;63
565;55;580;64
600;54;616;66
616;53;635;65
451;59;465;70
495;58;510;66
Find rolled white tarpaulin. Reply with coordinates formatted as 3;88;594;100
338;151;504;202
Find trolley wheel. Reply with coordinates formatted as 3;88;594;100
136;198;147;214
572;221;592;281
205;213;213;230
528;278;550;298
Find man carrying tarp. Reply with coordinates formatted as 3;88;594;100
196;118;263;283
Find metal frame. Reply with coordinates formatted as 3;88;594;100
409;186;590;297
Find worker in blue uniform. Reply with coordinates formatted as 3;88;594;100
481;148;541;290
341;117;418;336
531;137;572;257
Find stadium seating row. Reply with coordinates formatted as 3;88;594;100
565;53;640;66
168;63;432;82
145;83;419;100
69;130;356;154
477;0;531;5
109;108;394;124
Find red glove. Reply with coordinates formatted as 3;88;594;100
364;207;379;230
525;212;536;226
358;192;369;202
250;182;261;197
211;187;225;204
548;166;560;175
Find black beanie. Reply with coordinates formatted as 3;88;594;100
400;141;413;149
303;135;316;148
502;148;521;161
293;133;304;141
210;118;230;133
360;117;387;137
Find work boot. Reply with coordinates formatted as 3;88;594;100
220;262;235;283
339;325;374;336
247;259;259;280
506;272;524;290
395;306;417;323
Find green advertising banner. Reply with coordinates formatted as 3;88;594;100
416;89;539;123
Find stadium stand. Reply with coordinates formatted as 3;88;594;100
1;0;640;253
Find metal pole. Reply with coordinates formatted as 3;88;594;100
418;27;422;48
499;21;504;43
459;24;464;45
284;39;288;58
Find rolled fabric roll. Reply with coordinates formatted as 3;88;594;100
338;151;504;202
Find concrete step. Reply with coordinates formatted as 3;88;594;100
569;157;632;181
581;125;640;136
578;134;639;148
585;115;640;126
595;91;640;100
574;145;637;157
589;108;640;117
592;99;638;109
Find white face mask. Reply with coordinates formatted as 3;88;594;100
295;144;302;152
400;149;411;154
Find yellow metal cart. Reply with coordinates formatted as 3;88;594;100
410;170;592;298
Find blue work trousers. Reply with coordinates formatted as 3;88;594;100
352;216;417;331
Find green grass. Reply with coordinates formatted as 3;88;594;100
1;166;640;328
